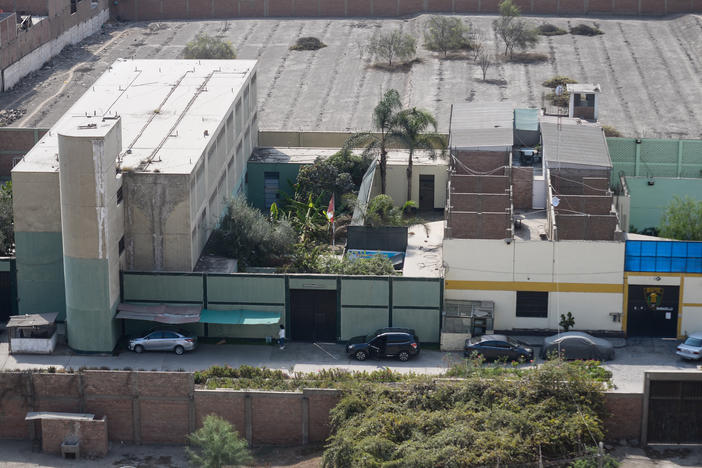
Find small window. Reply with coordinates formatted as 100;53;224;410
118;236;125;254
516;291;548;318
162;331;178;339
388;334;407;343
116;186;123;205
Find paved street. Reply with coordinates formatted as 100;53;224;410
0;330;699;392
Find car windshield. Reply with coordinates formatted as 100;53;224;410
683;337;702;347
507;337;523;347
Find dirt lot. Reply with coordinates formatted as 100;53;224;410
2;14;702;138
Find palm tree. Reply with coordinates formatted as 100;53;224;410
343;89;402;194
390;108;445;204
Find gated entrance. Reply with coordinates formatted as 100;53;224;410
646;377;702;444
626;285;679;337
289;289;337;342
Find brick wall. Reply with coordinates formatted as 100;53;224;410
454;150;509;174
510;166;532;210
556;194;613;215
451;192;509;212
582;177;610;195
604;393;642;442
40;417;108;458
555;213;618;240
0;371;341;447
449;211;510;239
450;174;508;193
550;168;611;195
109;0;702;20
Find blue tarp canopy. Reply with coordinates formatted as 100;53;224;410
199;309;281;325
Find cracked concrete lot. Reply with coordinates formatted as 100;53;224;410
2;14;702;138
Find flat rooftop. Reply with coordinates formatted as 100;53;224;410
403;220;444;278
449;102;514;149
540;116;612;170
249;147;449;166
13;59;257;175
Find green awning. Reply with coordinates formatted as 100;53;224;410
199;309;281;325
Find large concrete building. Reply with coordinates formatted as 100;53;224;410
12;58;258;351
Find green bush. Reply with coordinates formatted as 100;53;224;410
537;23;567;36
602;125;622;137
542;75;577;88
184;33;236;59
570;24;604;36
186;414;252;468
290;36;327;51
365;194;422;228
424;16;472;57
323;359;610;467
208;197;294;267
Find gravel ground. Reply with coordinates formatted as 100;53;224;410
2;14;702;138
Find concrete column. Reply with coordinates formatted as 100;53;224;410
58;116;123;352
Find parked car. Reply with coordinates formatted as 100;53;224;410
541;332;614;361
464;335;534;362
676;332;702;360
346;328;420;362
128;329;197;355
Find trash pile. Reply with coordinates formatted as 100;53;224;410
0;108;26;127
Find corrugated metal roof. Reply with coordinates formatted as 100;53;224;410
7;313;58;328
514;108;539;131
541;120;612;169
449;102;514;148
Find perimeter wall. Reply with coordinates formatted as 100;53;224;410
111;0;700;20
0;370;642;446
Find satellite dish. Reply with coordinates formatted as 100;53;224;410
555;85;563;96
551;196;560;207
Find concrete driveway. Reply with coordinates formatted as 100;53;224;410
0;331;699;392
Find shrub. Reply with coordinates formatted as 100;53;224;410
570;24;604;36
184;33;236;59
368;30;416;67
208;197;295;267
546;91;570;108
424;16;471;57
0;181;13;256
660;196;702;241
186;414;252;468
290;36;327;51
542;75;577;88
365;194;422;227
601;125;622;137
537;23;567;36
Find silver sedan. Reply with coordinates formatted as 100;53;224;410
128;329;197;355
541;332;615;361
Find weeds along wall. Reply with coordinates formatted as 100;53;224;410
121;271;442;342
109;0;700;20
0;370;642;445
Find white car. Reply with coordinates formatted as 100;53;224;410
676;332;702;360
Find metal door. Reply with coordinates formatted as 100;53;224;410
627;285;679;337
0;271;10;322
264;172;280;209
419;175;434;211
290;290;337;342
647;379;702;443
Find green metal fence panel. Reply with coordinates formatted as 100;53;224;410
607;138;637;164
681;141;702;178
340;307;389;340
393;279;441;308
340;278;389;307
122;273;204;303
207;275;285;305
392;308;440;343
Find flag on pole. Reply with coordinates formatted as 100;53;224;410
326;195;335;224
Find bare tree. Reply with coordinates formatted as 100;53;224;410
493;0;538;59
368;30;416;67
470;28;485;61
478;52;493;81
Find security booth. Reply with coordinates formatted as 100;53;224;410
7;312;59;354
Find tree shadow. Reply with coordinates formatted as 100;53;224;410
507;52;549;64
368;58;423;73
482;78;508;86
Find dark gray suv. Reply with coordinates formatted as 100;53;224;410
346;328;420;362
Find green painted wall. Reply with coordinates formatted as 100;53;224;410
341;279;389;306
208;275;285;303
64;256;119;352
14;231;66;319
289;277;337;290
122;274;204;303
393;308;440;343
247;162;303;210
627;177;702;230
340;307;389;340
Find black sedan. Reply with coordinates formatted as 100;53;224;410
464;335;534;362
541;332;615;361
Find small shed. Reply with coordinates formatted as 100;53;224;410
7;313;59;354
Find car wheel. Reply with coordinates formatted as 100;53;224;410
174;345;185;355
355;350;367;361
398;351;410;362
134;345;143;354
